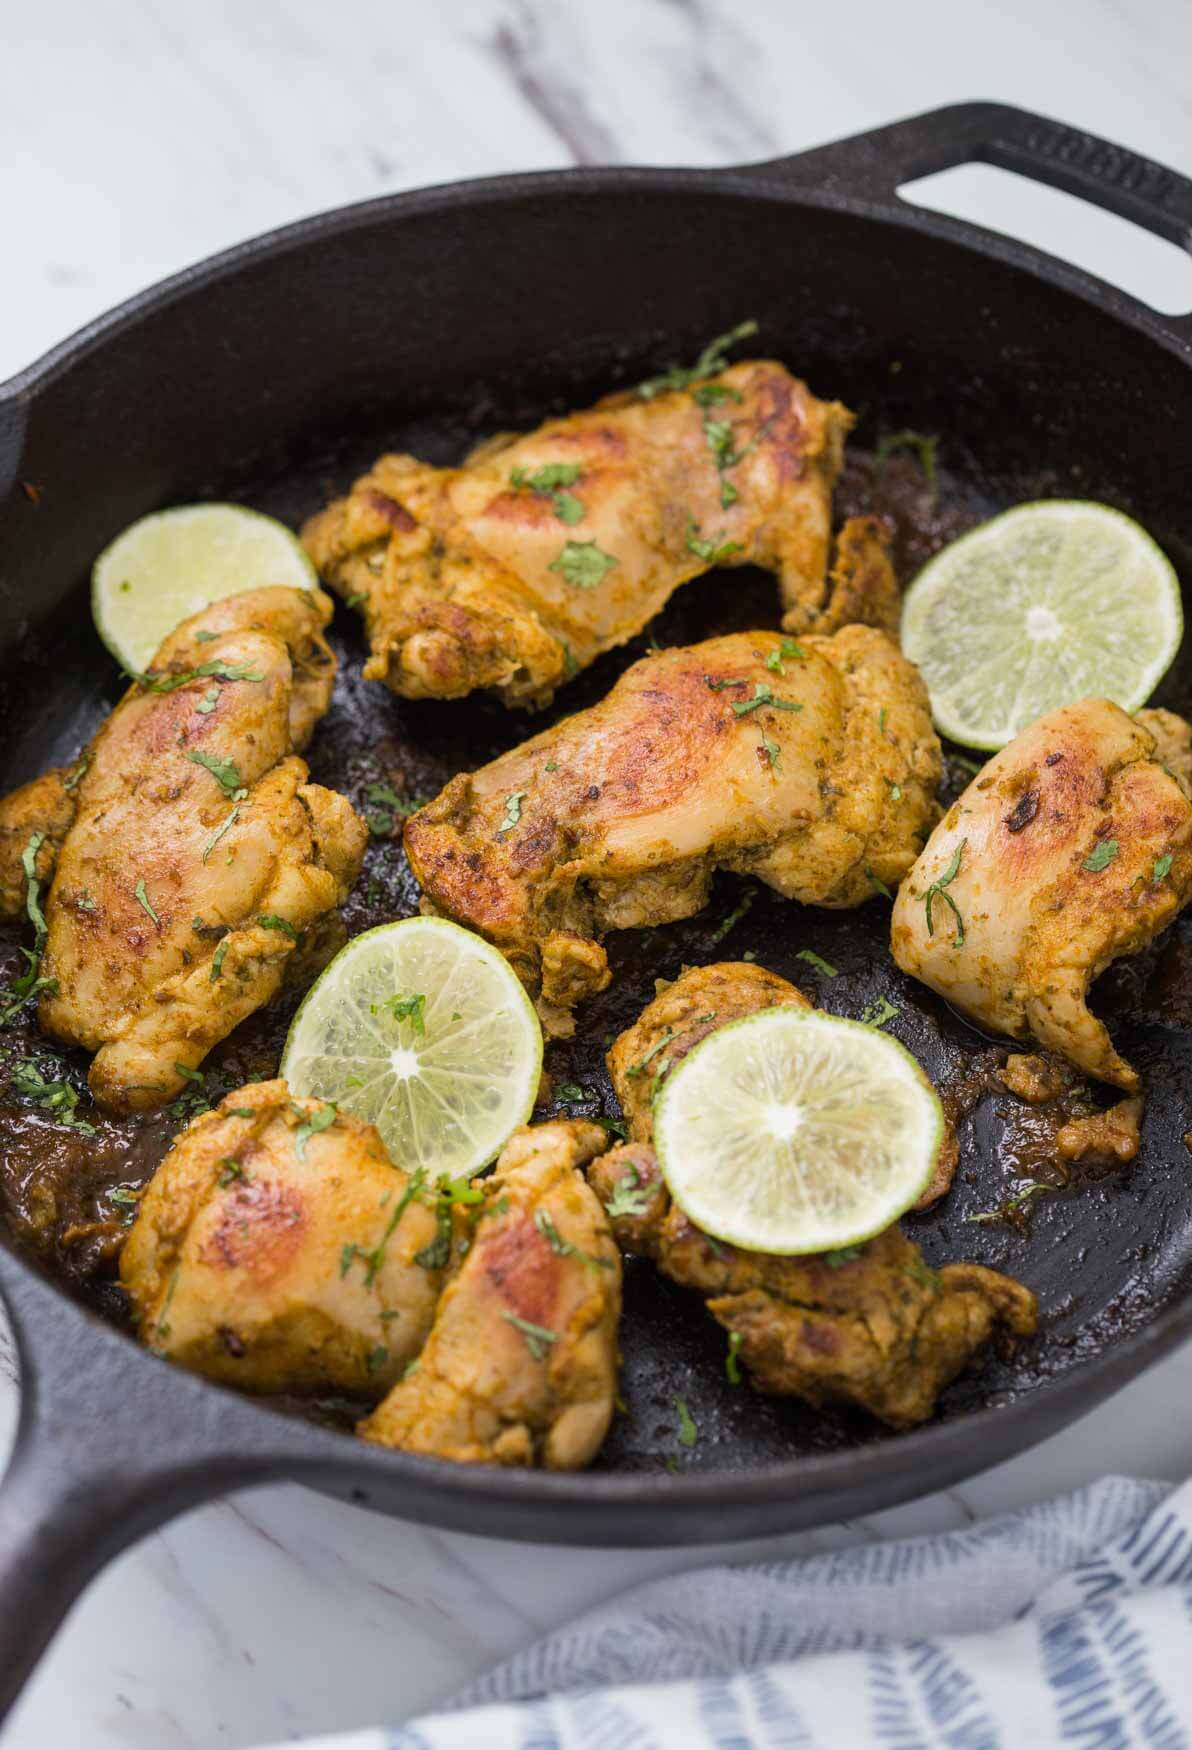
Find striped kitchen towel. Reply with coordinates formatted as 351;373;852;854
278;1473;1192;1748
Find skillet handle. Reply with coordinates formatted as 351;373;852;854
752;102;1192;340
0;1246;287;1721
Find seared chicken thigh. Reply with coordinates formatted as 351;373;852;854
405;625;940;1032
586;963;1036;1428
302;360;879;708
121;1081;446;1394
31;590;365;1111
361;1121;620;1469
0;586;337;917
891;699;1192;1089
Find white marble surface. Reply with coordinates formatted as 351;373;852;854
2;1;1192;1744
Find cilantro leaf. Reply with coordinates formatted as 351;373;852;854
548;540;618;589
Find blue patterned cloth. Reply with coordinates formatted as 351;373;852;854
276;1475;1192;1748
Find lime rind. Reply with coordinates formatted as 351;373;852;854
901;500;1183;751
281;918;543;1183
653;1007;942;1256
92;502;317;673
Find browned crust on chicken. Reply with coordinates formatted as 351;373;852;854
360;1121;620;1469
587;962;1036;1428
892;699;1192;1089
120;1080;445;1395
302;361;854;708
405;626;940;1032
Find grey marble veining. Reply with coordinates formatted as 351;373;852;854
1;0;1191;1745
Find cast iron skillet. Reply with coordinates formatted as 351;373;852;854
0;101;1189;1715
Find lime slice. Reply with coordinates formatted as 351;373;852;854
92;503;317;672
653;1008;942;1255
280;918;542;1183
901;501;1182;751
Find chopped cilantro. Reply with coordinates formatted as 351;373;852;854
502;1310;558;1361
257;914;298;939
548;539;618;589
874;429;940;490
685;518;743;564
133;878;160;925
861;995;900;1029
414;1202;453;1270
1153;852;1174;882
365;1345;389;1375
294;1102;336;1160
674;1395;698;1447
62;752;92;791
634;319;758;400
796;948;838;977
510;462;584;524
498;790;527;836
967;1181;1049;1224
725;1330;744;1385
626;1029;674;1079
760;735;781;771
731;683;802;717
604;1162;653;1219
9;1059;96;1134
135;659;265;692
923;839;966;946
865;863;894;900
1083;839;1120;873
201;805;239;864
824;1244;864;1268
185;749;246;798
710;888;755;944
210;939;229;980
766;638;806;675
907;1254;941;1290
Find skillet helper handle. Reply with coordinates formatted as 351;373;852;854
754;102;1192;340
0;1248;284;1720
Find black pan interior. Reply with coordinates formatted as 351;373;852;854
0;178;1188;1475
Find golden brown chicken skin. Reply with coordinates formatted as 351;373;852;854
0;587;337;919
891;699;1192;1090
405;625;940;1033
35;597;365;1113
586;963;1036;1429
361;1121;620;1469
120;1081;446;1395
302;360;865;708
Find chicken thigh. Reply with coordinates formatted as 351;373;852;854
0;586;337;917
586;963;1036;1428
405;625;940;1032
891;699;1192;1089
361;1120;620;1469
302;359;881;708
121;1080;446;1395
31;592;365;1111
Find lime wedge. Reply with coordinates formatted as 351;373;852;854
280;918;542;1183
92;503;317;672
653;1008;942;1255
901;501;1182;751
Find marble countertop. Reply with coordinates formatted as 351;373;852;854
1;1;1191;1744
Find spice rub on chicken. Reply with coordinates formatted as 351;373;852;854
891;699;1192;1090
404;625;941;1034
120;1081;447;1395
586;963;1036;1428
361;1121;621;1469
301;357;902;709
0;585;339;917
0;587;366;1113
